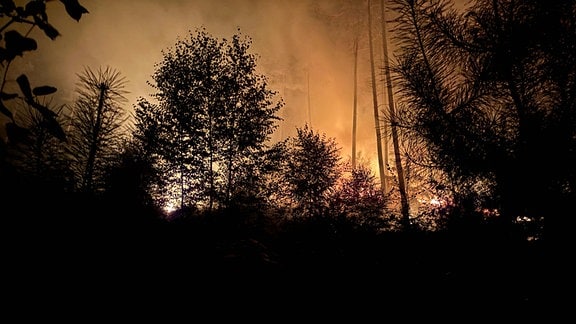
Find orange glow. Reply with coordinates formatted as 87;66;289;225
163;202;177;215
18;0;393;173
15;0;468;211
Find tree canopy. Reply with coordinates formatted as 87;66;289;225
134;27;283;213
390;0;575;233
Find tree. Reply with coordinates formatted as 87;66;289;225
5;97;73;190
68;66;128;194
100;137;163;226
380;0;410;229
0;0;88;226
367;0;388;195
135;27;283;213
389;0;575;233
131;98;170;212
330;160;388;229
282;124;341;217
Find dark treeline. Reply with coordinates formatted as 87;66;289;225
1;0;560;313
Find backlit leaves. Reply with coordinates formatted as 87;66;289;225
3;30;37;61
41;114;67;142
25;0;46;17
34;16;61;40
0;92;18;100
33;85;58;96
0;99;13;119
0;0;89;144
16;74;33;100
28;99;57;118
60;0;89;22
5;121;32;145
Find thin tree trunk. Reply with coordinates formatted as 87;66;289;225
352;36;359;169
83;86;105;193
307;70;312;127
368;0;387;195
208;112;214;212
225;126;236;207
381;0;411;228
179;129;184;210
379;2;390;182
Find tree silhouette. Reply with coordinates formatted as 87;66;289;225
389;0;575;234
330;160;388;229
135;27;282;213
367;0;388;195
5;97;72;190
379;0;410;229
68;66;128;194
1;0;88;223
282;124;341;217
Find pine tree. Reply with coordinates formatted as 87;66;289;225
68;66;128;194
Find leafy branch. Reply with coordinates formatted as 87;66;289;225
0;0;88;143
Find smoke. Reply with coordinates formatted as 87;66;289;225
11;0;465;171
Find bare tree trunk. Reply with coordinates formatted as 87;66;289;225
208;112;214;212
83;86;105;193
179;129;184;210
379;2;390;183
307;70;312;127
352;36;359;169
368;0;387;194
380;0;411;229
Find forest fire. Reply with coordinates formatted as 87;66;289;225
1;0;557;310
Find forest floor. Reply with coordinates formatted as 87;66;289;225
5;214;548;319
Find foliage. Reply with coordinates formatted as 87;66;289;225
280;124;341;217
99;138;164;227
329;160;389;230
67;66;128;194
389;0;576;232
134;27;283;212
0;0;89;144
3;97;73;189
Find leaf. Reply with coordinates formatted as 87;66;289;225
0;92;19;100
0;99;13;119
4;30;37;59
27;99;57;118
32;85;57;96
0;0;16;16
25;0;45;16
23;98;65;141
42;115;67;142
5;122;32;145
34;16;60;40
16;74;33;100
15;6;25;17
59;0;89;22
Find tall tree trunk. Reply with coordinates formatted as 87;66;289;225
379;2;390;183
380;0;411;228
208;112;214;212
352;36;359;169
179;128;184;210
225;130;236;208
368;0;387;194
307;70;312;127
83;86;105;193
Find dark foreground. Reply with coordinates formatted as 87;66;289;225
4;211;548;320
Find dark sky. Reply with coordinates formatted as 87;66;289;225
8;0;468;171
